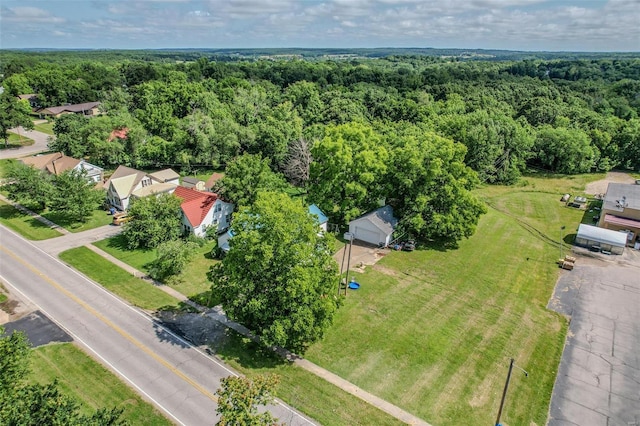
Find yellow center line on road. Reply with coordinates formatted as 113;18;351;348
2;246;219;403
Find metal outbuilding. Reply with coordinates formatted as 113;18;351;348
575;223;627;254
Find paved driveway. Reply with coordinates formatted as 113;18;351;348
547;250;640;426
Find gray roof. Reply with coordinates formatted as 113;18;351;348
350;205;398;235
577;224;627;247
603;183;640;212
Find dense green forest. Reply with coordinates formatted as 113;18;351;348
1;50;638;243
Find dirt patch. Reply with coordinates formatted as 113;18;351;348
584;171;635;196
371;264;401;277
156;310;229;347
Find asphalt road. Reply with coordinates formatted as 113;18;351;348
0;225;315;426
547;252;640;426
0;127;52;159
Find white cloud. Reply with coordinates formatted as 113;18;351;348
1;6;65;23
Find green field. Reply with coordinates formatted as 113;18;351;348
93;235;217;300
29;343;171;425
304;174;594;426
0;200;63;240
59;247;180;311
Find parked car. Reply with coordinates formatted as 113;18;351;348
112;212;130;226
403;240;416;251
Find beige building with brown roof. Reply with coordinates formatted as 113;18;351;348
19;152;104;183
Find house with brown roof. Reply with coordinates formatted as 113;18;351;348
103;165;179;211
173;186;234;237
19;152;104;183
36;101;101;118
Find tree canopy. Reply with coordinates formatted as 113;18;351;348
208;192;339;352
122;193;182;249
0;327;125;425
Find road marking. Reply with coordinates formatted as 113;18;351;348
0;274;185;426
2;245;220;403
1;227;316;425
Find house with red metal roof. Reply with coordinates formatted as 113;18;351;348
173;186;234;237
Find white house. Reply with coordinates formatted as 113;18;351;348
104;165;178;211
174;186;234;238
348;205;398;247
19;152;104;183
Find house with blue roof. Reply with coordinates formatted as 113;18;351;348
308;204;329;232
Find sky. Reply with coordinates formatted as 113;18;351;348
1;0;639;52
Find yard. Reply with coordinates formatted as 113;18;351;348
0;200;63;240
92;235;217;302
303;173;593;426
29;343;171;425
33;121;55;135
59;247;180;311
41;207;113;233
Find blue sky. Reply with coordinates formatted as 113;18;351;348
1;0;639;51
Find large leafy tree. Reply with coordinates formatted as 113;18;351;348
215;374;281;426
49;169;104;223
208;192;339;352
308;122;388;225
122;193;182;249
0;92;34;149
386;126;487;245
0;327;125;425
215;154;287;209
533;125;596;173
6;162;54;210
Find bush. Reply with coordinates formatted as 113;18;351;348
148;239;199;281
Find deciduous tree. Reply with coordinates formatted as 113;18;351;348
208;192;339;352
0;327;125;425
0;92;34;149
6;162;53;210
215;374;281;426
49;169;104;223
215;154;287;209
123;193;182;249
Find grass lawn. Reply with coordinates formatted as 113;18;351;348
1;132;35;149
29;343;171;425
0;200;63;240
304;174;595;426
59;247;180;311
41;207;113;233
212;331;404;426
33;121;55;135
93;235;217;301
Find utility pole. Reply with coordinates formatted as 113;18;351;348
560;225;566;259
495;358;528;426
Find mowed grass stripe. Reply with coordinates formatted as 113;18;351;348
307;182;576;426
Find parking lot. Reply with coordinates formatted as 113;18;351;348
548;249;640;426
